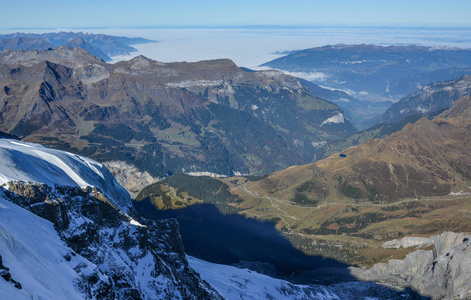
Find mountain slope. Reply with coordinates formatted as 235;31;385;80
149;96;471;266
250;95;471;204
380;75;471;124
0;190;89;300
65;38;111;61
0;48;355;179
188;256;415;300
0;139;221;299
0;139;130;209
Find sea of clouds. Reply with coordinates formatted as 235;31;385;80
101;26;471;68
3;26;471;70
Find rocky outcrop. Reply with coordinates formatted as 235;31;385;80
0;255;22;290
380;75;471;124
103;161;160;198
351;231;471;299
2;181;221;299
381;237;433;249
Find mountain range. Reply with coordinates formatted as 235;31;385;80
262;44;471;126
141;95;471;275
0;32;154;61
0;139;420;299
2;34;471;299
0;47;355;178
380;74;471;124
262;44;471;98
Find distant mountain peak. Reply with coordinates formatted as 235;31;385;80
0;32;155;61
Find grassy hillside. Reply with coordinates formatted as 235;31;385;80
141;96;471;267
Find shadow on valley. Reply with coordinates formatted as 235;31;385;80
134;200;429;298
135;201;346;279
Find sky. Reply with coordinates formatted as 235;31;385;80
2;0;471;29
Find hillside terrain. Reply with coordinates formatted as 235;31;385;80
140;96;471;268
299;78;393;128
0;139;418;300
322;109;445;159
262;44;471;126
0;47;355;178
380;74;471;124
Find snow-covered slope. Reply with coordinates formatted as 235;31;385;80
0;139;131;210
0;139;220;299
189;257;421;300
0;190;92;300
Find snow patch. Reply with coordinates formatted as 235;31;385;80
166;79;223;88
130;218;146;228
416;105;430;113
321;113;345;126
312;141;327;148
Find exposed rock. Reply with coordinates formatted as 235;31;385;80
381;237;433;249
0;255;22;289
103;161;160;198
351;231;471;299
2;181;221;299
381;75;471;124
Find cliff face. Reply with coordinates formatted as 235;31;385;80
0;139;220;299
351;231;471;300
103;161;160;198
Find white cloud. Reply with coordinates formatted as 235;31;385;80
92;27;471;69
279;70;330;82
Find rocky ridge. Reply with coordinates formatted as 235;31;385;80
380;75;471;124
0;32;154;60
103;161;161;198
351;231;471;300
0;139;221;299
0;47;355;177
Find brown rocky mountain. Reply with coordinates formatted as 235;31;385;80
247;95;471;204
0;47;355;178
145;95;471;267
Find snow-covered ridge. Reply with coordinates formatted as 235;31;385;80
0;139;131;210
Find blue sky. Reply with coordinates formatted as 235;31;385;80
2;0;471;29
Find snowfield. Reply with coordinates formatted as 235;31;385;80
0;139;131;211
0;190;92;300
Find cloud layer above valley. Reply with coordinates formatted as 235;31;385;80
102;26;471;69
